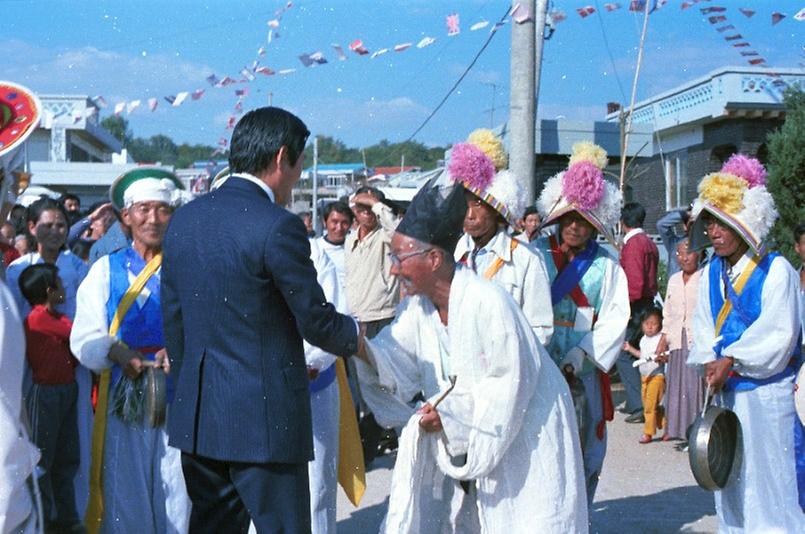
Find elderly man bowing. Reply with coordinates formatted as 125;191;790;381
71;169;191;533
354;176;587;533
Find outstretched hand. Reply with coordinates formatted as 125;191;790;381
418;403;443;433
704;357;733;392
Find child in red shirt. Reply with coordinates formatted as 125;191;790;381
19;263;81;532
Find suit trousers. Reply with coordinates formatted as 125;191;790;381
181;452;310;534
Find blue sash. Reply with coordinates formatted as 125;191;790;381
550;238;599;306
309;363;336;393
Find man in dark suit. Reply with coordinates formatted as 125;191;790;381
161;107;360;533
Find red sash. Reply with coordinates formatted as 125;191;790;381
549;235;613;439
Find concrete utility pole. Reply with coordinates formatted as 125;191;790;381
509;0;548;204
312;136;319;234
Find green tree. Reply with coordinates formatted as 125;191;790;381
766;88;805;263
100;115;133;146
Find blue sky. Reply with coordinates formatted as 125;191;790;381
2;0;801;148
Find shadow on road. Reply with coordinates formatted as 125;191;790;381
591;485;716;533
338;497;389;533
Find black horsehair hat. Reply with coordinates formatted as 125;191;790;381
395;174;467;254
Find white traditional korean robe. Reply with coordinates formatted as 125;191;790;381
70;252;190;534
454;229;554;345
357;267;587;533
690;251;805;533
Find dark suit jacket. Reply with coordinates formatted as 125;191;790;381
161;176;358;464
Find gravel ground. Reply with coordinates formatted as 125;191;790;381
336;386;719;533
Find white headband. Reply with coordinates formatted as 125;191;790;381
124;178;186;208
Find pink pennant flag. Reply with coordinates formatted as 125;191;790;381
604;3;622;12
114;102;125;116
148;97;158;111
470;21;489;31
577;6;596;18
126;100;141;115
393;42;412;52
680;1;693;10
446;13;460;36
173;92;189;107
216;76;237;87
234;101;243;113
512;3;533;23
257;47;266;57
708;15;727;24
217;137;228;147
226;116;237;129
795;8;805;21
550;10;567;23
255;66;275;75
332;44;347;60
192;89;205;101
771;12;785;25
700;7;726;14
267;19;280;29
92;96;107;108
349;39;370;55
738;8;755;18
416;36;436;49
748;58;766;65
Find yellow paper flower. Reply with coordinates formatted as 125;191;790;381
568;142;608;170
698;172;746;214
467;129;508;170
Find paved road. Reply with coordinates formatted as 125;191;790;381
336;387;718;533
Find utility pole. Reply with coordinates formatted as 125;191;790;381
312;136;319;235
509;0;548;205
482;82;498;128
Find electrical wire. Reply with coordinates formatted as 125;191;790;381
593;0;628;102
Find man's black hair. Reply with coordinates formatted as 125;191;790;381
229;107;310;175
59;193;81;207
354;186;387;203
322;201;354;223
621;202;646;228
26;197;70;227
794;222;805;243
18;263;59;306
523;206;539;218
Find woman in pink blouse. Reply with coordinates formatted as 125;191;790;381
658;239;705;443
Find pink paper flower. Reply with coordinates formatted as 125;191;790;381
562;161;605;211
448;143;495;191
721;154;767;188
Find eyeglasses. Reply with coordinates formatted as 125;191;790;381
388;248;432;267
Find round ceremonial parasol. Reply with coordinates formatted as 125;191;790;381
0;81;41;159
688;385;741;490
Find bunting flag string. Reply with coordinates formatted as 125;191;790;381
82;0;796;145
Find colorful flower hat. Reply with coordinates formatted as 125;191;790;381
109;167;189;210
690;154;777;255
447;128;526;227
537;142;622;244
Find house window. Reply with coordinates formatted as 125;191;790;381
665;153;688;210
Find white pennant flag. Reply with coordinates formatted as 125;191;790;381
416;36;436;49
114;102;126;116
147;98;158;111
795;7;805;21
172;92;189;107
370;48;389;59
126;100;141;115
84;107;97;118
470;21;490;31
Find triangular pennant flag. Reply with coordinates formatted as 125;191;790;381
257;47;266;57
416;36;436;48
738;8;755;18
349;39;370;55
724;34;743;41
240;68;256;81
114;102;125;116
748;58;766;65
299;54;314;67
577;6;596;18
550;10;567;23
173;92;189;107
216;76;237;87
255;66;275;75
393;42;412;52
700;6;726;14
708;15;727;24
226;116;237;129
680;1;693;10
446;13;460;36
740;51;759;57
771;12;785;25
370;48;389;59
309;52;327;64
470;21;489;31
92;96;107;108
84;107;97;118
148;97;158;111
716;24;735;32
126;100;141;115
267;19;280;28
795;7;805;21
512;3;533;23
332;44;347;60
206;74;219;86
732;42;750;47
192;89;205;101
235;88;249;97
278;68;296;75
217;137;228;147
604;3;622;12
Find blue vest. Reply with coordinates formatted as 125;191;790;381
105;248;173;399
708;253;801;391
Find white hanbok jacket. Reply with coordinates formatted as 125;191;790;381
358;267;587;533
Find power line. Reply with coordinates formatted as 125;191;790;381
593;0;628;102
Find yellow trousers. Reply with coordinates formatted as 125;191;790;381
641;375;665;436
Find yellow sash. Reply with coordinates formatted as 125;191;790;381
483;238;519;280
336;358;366;506
714;254;760;335
84;253;163;534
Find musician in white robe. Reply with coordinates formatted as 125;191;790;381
355;177;587;533
688;154;804;532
